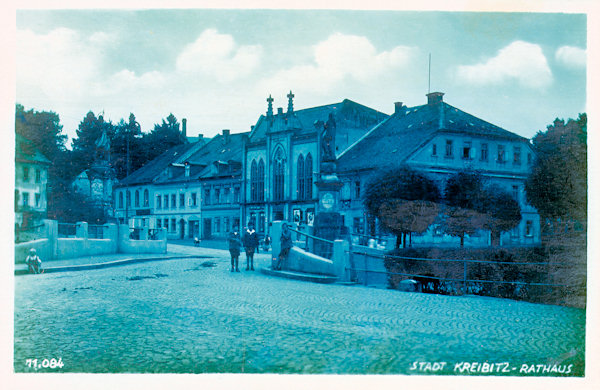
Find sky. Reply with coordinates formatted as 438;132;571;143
15;8;587;144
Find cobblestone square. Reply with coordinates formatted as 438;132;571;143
14;245;585;375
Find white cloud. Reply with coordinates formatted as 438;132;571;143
260;33;416;94
175;29;263;83
89;31;117;46
456;41;552;89
555;45;586;68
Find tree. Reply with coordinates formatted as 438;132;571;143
15;104;67;160
525;114;587;229
112;113;146;179
444;171;521;246
71;111;115;175
364;166;441;247
144;113;186;163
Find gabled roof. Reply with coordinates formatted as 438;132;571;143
116;142;195;187
15;134;51;165
337;96;527;173
249;99;388;141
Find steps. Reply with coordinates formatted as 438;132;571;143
260;267;338;284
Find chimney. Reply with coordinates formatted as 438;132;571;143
277;107;283;115
182;118;187;137
394;102;405;115
197;133;203;143
427;92;444;105
251;125;255;131
222;129;230;143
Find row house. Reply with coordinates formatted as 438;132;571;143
15;134;50;228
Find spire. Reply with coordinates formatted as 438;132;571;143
287;90;295;114
266;94;274;118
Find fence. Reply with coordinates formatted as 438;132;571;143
346;250;574;302
58;223;77;238
288;227;334;259
88;224;107;239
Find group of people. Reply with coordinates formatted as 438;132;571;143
227;222;292;272
227;222;262;272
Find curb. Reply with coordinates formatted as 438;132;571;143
15;255;211;276
260;267;338;284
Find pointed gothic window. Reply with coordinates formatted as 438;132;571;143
143;189;149;207
297;154;305;200
250;160;258;202
305;153;313;199
273;149;285;201
258;159;265;201
135;190;140;207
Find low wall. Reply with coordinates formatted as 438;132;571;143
348;245;389;288
14;220;167;262
287;247;335;276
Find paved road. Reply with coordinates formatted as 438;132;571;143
14;245;585;375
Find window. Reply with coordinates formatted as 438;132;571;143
23;167;29;182
179;193;185;207
164;195;169;209
171;218;176;233
497;145;506;163
119;192;124;208
135;190;140;207
525;220;533;237
432;143;437;156
513;146;522;165
204;189;211;205
214;217;220;233
445;140;453;157
156;195;161;209
510;226;519;238
144;189;149;207
353;217;364;234
258;159;265;201
250;213;256;228
259;212;265;233
305;154;313;199
35;193;40;207
512;185;519;203
223;188;230;204
171;194;176;209
215;188;221;204
250;159;258;201
354;181;361;199
224;217;230;233
480;143;488;161
462;142;471;159
527;153;532;165
191;193;197;207
157;219;162;229
35;169;41;183
126;191;131;207
22;192;29;207
273;148;285;201
234;186;240;203
297;154;305;200
164;219;169;231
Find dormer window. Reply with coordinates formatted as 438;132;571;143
185;164;190;177
432;143;437;156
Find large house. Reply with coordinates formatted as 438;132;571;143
15;134;50;229
336;92;540;246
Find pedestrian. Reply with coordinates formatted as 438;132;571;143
193;236;200;247
262;234;271;252
274;222;293;271
227;226;242;272
243;222;259;271
25;248;43;274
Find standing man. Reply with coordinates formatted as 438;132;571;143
228;225;242;272
243;222;259;271
274;223;293;271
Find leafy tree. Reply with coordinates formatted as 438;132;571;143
444;171;521;246
71;111;115;175
525;114;587;229
112;113;146;179
364;166;441;247
15;104;66;160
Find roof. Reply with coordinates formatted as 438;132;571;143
249;99;388;142
15;134;51;165
337;97;528;173
116;142;195;187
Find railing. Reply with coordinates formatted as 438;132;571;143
288;227;334;259
148;229;161;241
129;228;141;240
15;223;46;243
88;224;106;239
346;250;575;301
58;223;77;238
